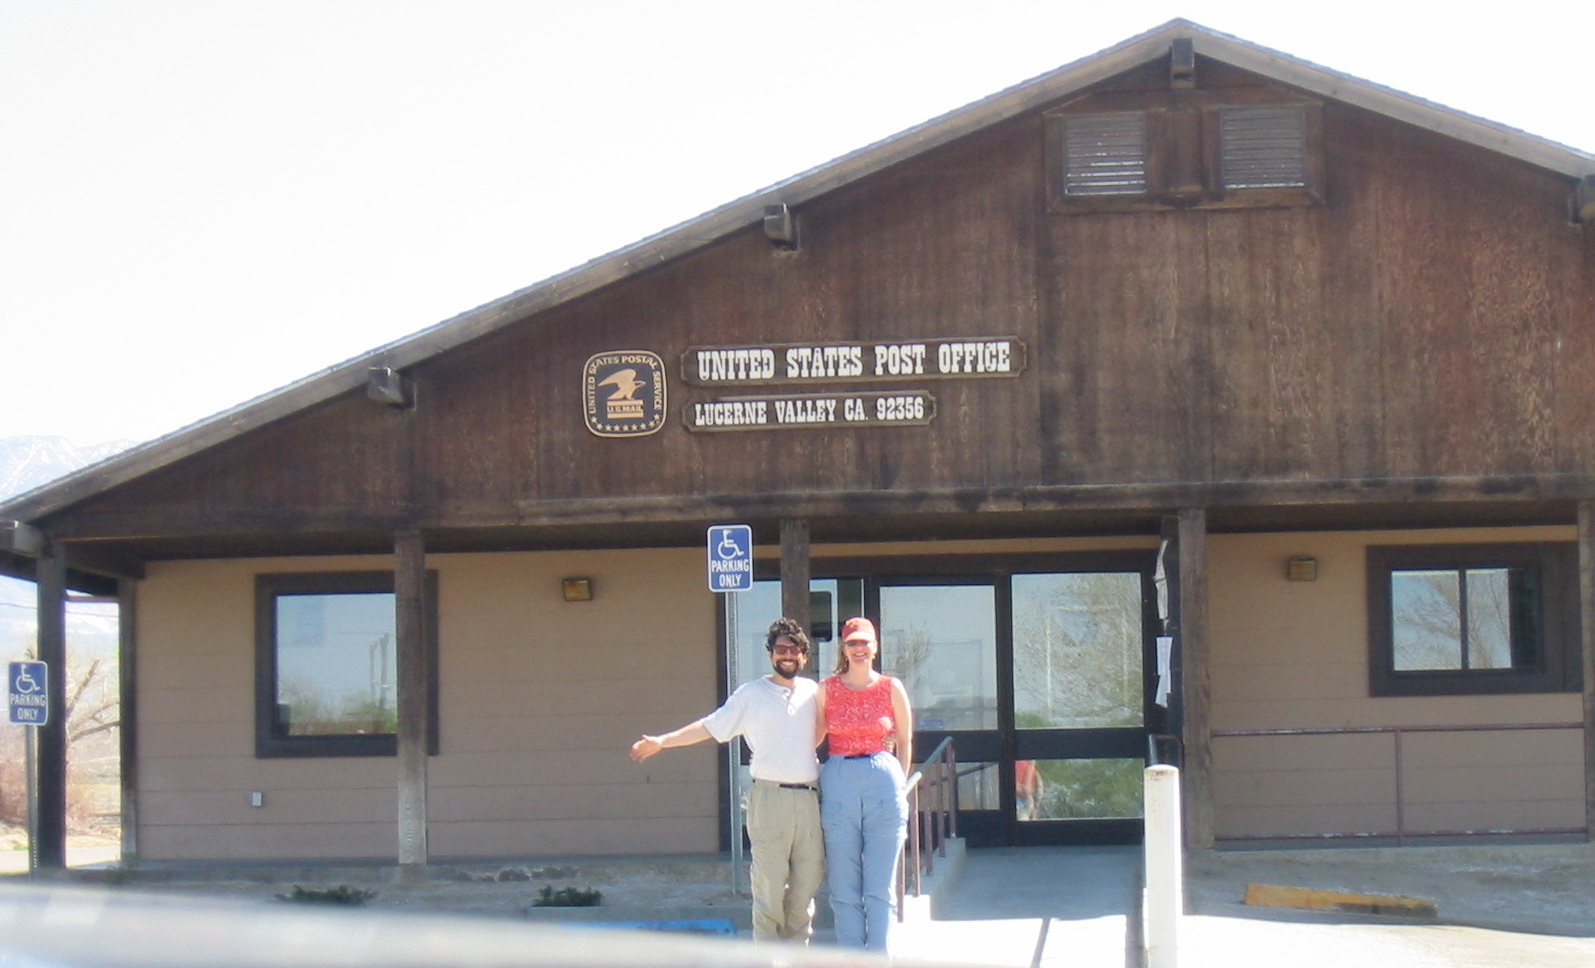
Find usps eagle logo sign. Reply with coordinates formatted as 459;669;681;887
583;350;668;437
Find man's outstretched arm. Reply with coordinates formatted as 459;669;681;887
630;720;713;762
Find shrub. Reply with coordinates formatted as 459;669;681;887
532;885;602;907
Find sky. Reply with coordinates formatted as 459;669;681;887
2;0;1591;448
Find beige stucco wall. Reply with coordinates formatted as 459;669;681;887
1209;527;1586;842
134;527;1584;858
136;548;719;861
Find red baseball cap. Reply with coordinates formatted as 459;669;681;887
841;616;877;644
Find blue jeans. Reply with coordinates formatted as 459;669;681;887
820;752;908;951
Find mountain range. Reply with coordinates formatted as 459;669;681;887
0;435;139;503
0;435;136;658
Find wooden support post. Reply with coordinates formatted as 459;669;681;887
34;543;68;869
1579;503;1595;841
1177;508;1214;849
395;529;429;866
118;578;139;863
781;519;811;635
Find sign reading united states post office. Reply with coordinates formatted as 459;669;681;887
681;337;1027;386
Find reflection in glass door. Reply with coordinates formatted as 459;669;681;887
1012;572;1147;837
879;584;998;731
878;582;1004;845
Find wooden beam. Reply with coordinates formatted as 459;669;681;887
1;521;45;556
780;519;811;635
1177;508;1214;850
33;543;68;869
118;578;140;863
395;529;429;865
1579;503;1595;841
46;473;1595;541
64;544;144;581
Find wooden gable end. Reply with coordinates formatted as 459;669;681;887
37;56;1595;553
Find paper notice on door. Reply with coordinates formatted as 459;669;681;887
1155;635;1173;707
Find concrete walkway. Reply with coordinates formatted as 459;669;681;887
894;845;1138;967
894;841;1595;968
7;840;1595;967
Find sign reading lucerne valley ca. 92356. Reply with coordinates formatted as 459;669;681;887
707;525;754;593
9;661;48;725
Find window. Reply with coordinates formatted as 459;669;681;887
1216;105;1308;189
1367;544;1580;697
1060;112;1150;196
1045;95;1322;213
255;571;439;757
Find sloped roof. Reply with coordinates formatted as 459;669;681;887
5;18;1593;530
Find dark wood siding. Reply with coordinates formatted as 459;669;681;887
50;69;1595;546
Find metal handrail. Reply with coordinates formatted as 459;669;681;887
896;737;957;921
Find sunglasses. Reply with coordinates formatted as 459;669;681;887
771;645;809;656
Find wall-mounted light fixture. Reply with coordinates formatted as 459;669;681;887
763;203;798;250
1573;175;1595;224
366;366;414;408
1285;556;1318;582
561;577;593;602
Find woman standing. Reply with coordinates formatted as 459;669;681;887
816;616;913;952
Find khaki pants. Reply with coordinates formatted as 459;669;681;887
745;780;825;943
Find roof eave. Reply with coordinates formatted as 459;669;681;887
6;19;1591;528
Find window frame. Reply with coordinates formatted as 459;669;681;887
1366;543;1580;697
255;570;440;758
1200;101;1324;208
1044;91;1324;215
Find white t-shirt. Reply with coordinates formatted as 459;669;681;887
700;675;820;784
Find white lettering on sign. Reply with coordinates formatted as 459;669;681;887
692;399;768;427
935;340;1011;374
774;397;838;424
875;395;926;421
785;345;864;379
873;343;928;376
695;348;776;382
684;391;936;432
682;338;1024;386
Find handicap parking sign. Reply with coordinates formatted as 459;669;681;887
9;661;49;726
707;525;754;593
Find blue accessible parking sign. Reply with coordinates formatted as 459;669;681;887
9;661;49;726
707;525;754;593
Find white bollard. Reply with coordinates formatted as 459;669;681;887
1144;764;1183;968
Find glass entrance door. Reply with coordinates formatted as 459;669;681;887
731;551;1159;846
874;557;1158;846
1008;570;1151;845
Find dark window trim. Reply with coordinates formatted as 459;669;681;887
1367;543;1580;697
1199;102;1324;209
1044;90;1324;215
255;570;440;758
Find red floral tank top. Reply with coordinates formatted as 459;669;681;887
823;675;897;756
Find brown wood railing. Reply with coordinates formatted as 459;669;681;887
896;737;958;921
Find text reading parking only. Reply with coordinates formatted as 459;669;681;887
707;525;754;593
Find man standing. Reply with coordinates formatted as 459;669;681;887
630;617;824;944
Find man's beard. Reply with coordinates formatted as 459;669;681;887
771;657;801;680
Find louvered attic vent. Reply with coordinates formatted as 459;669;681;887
1218;105;1308;189
1061;112;1148;196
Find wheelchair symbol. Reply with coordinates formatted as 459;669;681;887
13;667;41;695
716;530;745;560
